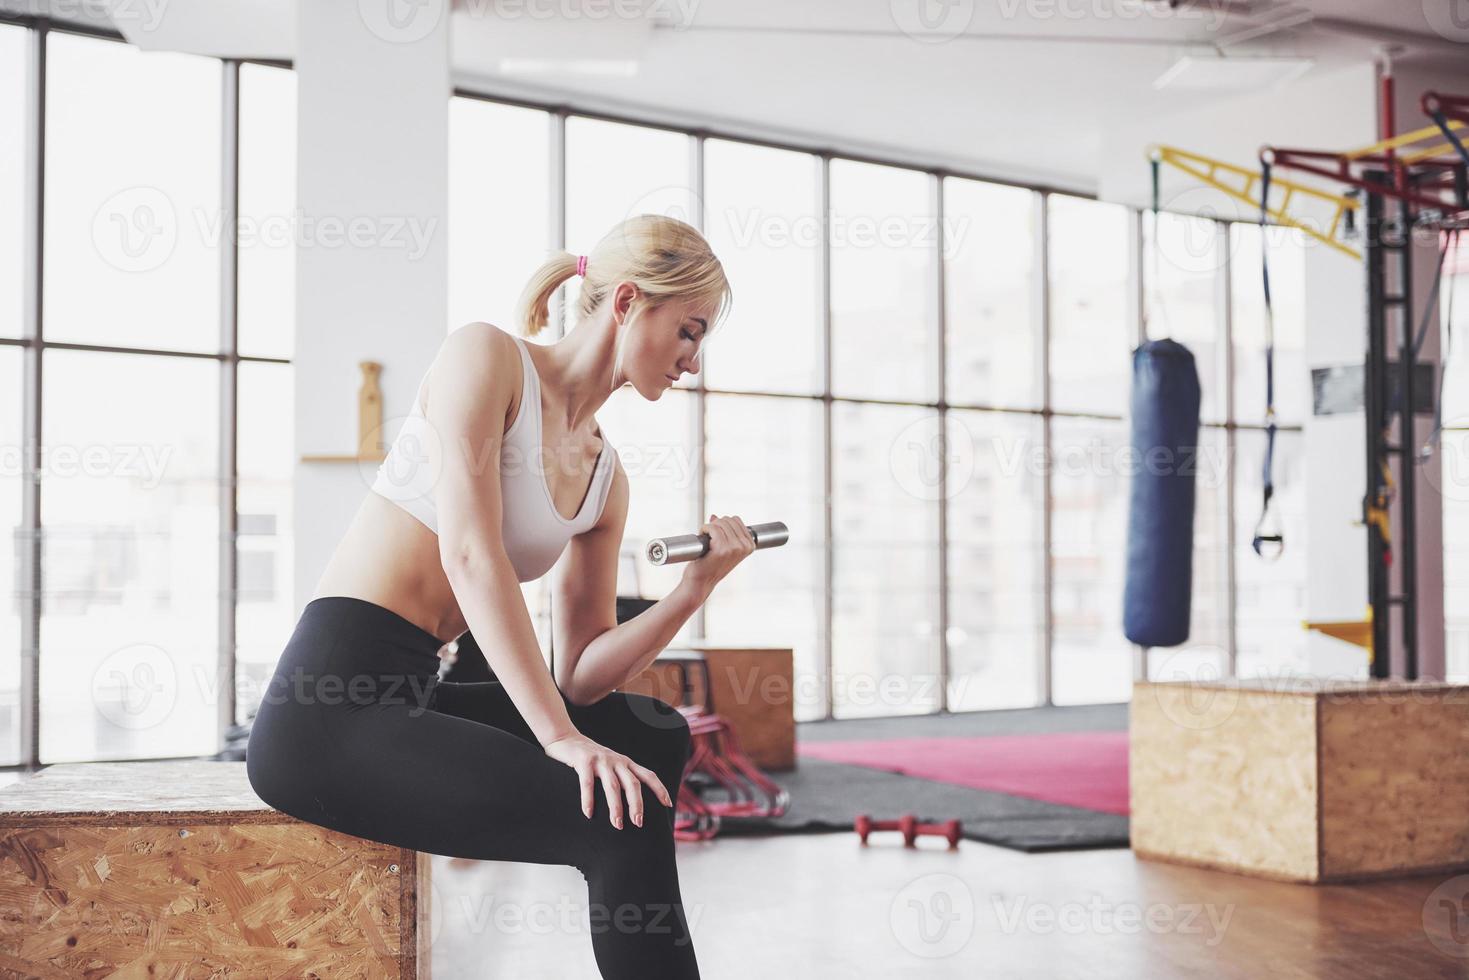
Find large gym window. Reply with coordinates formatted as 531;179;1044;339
1048;194;1132;417
447;97;552;341
1143;211;1225;423
1049;417;1132;705
702;138;822;397
703;394;826;716
945;410;1045;711
4;21;297;767
563;116;701;642
830;401;944;718
233;62;298;722
944;178;1040;412
565;117;694;262
43;34;222;353
828;160;937;404
237;63;296;362
39;351;221;763
38;33;225;763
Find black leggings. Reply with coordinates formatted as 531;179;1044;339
246;596;701;979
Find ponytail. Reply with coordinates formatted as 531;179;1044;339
513;250;581;338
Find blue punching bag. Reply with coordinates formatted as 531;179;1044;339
1123;339;1201;648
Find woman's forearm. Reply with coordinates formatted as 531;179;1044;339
446;551;579;746
564;575;710;706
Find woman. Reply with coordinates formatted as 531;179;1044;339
246;215;745;979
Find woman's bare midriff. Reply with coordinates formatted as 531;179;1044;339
311;491;469;646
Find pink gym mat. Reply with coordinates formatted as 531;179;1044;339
796;731;1130;816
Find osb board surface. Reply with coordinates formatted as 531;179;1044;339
1131;684;1320;881
0;822;417;978
0;761;272;827
1319;696;1469;879
1136;679;1469;698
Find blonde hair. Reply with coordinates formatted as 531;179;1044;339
514;214;732;339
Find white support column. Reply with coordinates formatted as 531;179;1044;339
1302;242;1369;677
292;0;451;614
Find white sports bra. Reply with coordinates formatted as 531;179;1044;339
369;333;616;582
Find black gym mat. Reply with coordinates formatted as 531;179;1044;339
707;703;1131;853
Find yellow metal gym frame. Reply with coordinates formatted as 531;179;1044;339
1146;143;1362;259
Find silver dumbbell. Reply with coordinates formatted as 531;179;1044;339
646;521;789;565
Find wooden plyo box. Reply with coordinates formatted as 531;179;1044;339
0;759;431;978
625;645;795;771
1132;679;1469;883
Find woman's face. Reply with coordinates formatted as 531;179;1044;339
617;288;716;399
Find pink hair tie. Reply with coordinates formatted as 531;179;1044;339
576;254;587;277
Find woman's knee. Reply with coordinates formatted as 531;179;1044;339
626;693;691;749
588;692;691;777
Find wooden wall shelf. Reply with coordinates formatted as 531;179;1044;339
298;360;390;464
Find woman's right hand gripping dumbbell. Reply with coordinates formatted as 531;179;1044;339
543;731;674;830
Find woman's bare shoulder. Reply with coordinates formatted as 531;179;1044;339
427;321;522;428
432;321;517;382
444;319;513;353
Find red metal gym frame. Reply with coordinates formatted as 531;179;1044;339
1261;76;1469;217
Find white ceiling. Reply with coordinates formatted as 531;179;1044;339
451;0;1469;192
8;0;1468;192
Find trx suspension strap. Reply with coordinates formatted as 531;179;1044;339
1252;158;1284;559
1146;154;1162;340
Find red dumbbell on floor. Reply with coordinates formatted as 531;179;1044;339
854;813;963;849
